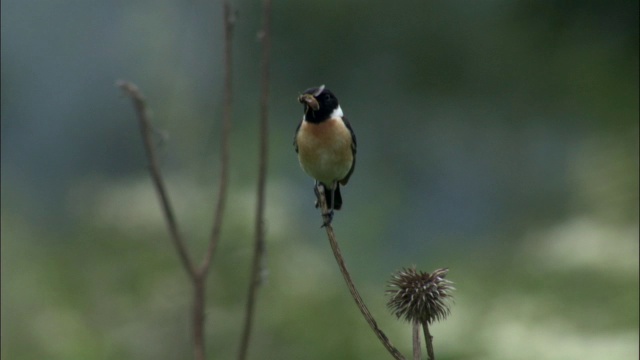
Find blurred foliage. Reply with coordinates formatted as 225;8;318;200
2;0;638;359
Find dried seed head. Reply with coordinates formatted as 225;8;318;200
386;267;454;324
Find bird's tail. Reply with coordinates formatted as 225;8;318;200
323;183;343;210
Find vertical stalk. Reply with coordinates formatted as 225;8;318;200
412;321;422;360
237;0;271;359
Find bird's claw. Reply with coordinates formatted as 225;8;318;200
313;183;333;226
320;210;334;228
313;184;322;208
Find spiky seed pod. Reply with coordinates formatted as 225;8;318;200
386;267;454;325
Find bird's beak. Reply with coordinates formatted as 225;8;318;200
298;94;320;111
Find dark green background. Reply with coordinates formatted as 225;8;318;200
2;1;638;359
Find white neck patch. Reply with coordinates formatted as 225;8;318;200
303;105;344;121
330;106;344;119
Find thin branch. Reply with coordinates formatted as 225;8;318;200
118;81;197;279
119;80;205;359
317;186;406;360
412;322;422;360
422;323;435;360
237;0;271;358
190;4;236;359
193;277;206;360
199;0;235;277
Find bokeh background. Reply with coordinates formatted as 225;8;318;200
2;1;638;359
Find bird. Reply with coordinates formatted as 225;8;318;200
293;85;357;225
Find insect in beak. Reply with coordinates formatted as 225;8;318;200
298;94;320;111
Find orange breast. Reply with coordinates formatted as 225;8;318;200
296;118;354;186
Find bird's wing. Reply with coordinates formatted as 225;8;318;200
340;116;357;185
293;121;302;153
343;116;357;154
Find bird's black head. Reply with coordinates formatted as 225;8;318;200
298;85;341;123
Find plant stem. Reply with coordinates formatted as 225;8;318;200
237;0;271;359
118;81;197;279
193;276;206;360
413;321;421;360
316;185;406;360
422;322;435;360
199;0;235;278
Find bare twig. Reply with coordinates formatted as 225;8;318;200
316;186;406;360
199;0;235;278
422;323;435;360
189;3;236;359
237;0;271;359
118;81;208;359
193;277;206;360
117;81;197;279
119;5;236;356
412;322;422;360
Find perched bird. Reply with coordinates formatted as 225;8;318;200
294;85;357;223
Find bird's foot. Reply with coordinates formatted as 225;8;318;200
313;184;321;199
320;210;334;228
313;183;323;208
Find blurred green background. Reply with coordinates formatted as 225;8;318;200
2;1;638;359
